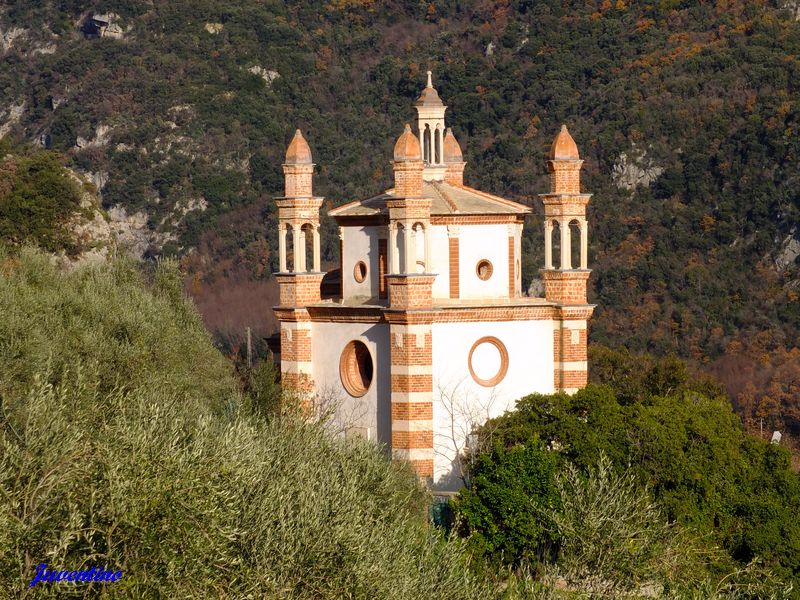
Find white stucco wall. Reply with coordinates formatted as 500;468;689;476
429;224;450;298
430;320;555;490
311;322;392;446
458;224;511;299
342;226;381;302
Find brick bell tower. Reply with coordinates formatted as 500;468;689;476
385;124;436;479
540;125;594;393
274;129;324;395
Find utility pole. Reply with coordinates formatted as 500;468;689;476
246;327;252;368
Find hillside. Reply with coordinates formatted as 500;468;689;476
1;1;799;433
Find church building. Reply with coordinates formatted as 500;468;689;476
273;72;594;489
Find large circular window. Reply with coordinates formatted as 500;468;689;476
476;259;493;281
468;336;509;387
353;261;367;283
339;340;374;397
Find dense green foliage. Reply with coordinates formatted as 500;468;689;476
0;249;492;599
455;441;559;567
455;348;800;589
0;149;87;255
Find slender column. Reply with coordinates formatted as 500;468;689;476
296;224;307;272
424;225;431;273
389;225;398;274
403;226;414;274
312;227;321;272
279;225;287;272
560;219;571;270
544;221;553;270
580;219;588;270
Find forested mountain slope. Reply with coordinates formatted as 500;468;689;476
1;0;798;435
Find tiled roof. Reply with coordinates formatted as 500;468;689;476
329;181;531;218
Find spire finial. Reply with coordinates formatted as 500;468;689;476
285;128;313;165
427;70;432;88
550;124;580;160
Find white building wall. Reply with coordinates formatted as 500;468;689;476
458;224;510;299
430;320;555;490
429;224;450;298
341;226;381;302
311;321;392;446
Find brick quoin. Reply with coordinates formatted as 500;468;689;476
392;430;434;449
391;334;432;365
409;459;434;478
391;374;433;392
392;402;434;420
280;329;312;361
280;372;314;393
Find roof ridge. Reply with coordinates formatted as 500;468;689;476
457;184;531;211
328;191;392;216
430;181;458;213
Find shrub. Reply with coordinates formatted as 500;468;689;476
0;152;85;255
0;248;493;599
453;441;559;567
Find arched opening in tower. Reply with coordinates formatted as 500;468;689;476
301;223;315;272
285;224;295;272
423;125;431;164
413;222;426;273
551;220;561;269
569;219;582;271
396;223;407;274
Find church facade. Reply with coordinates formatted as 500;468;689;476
273;73;594;489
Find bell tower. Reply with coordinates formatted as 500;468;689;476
385;124;436;479
274;129;324;396
414;71;447;181
540;125;593;393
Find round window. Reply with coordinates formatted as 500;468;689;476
468;336;509;387
353;261;367;283
339;340;374;397
476;259;493;281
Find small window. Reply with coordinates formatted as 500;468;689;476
476;259;493;281
353;261;367;283
468;336;509;387
339;340;374;397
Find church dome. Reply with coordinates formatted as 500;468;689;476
393;124;422;161
415;86;443;107
285;129;312;164
549;124;580;160
414;70;444;107
443;128;463;163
